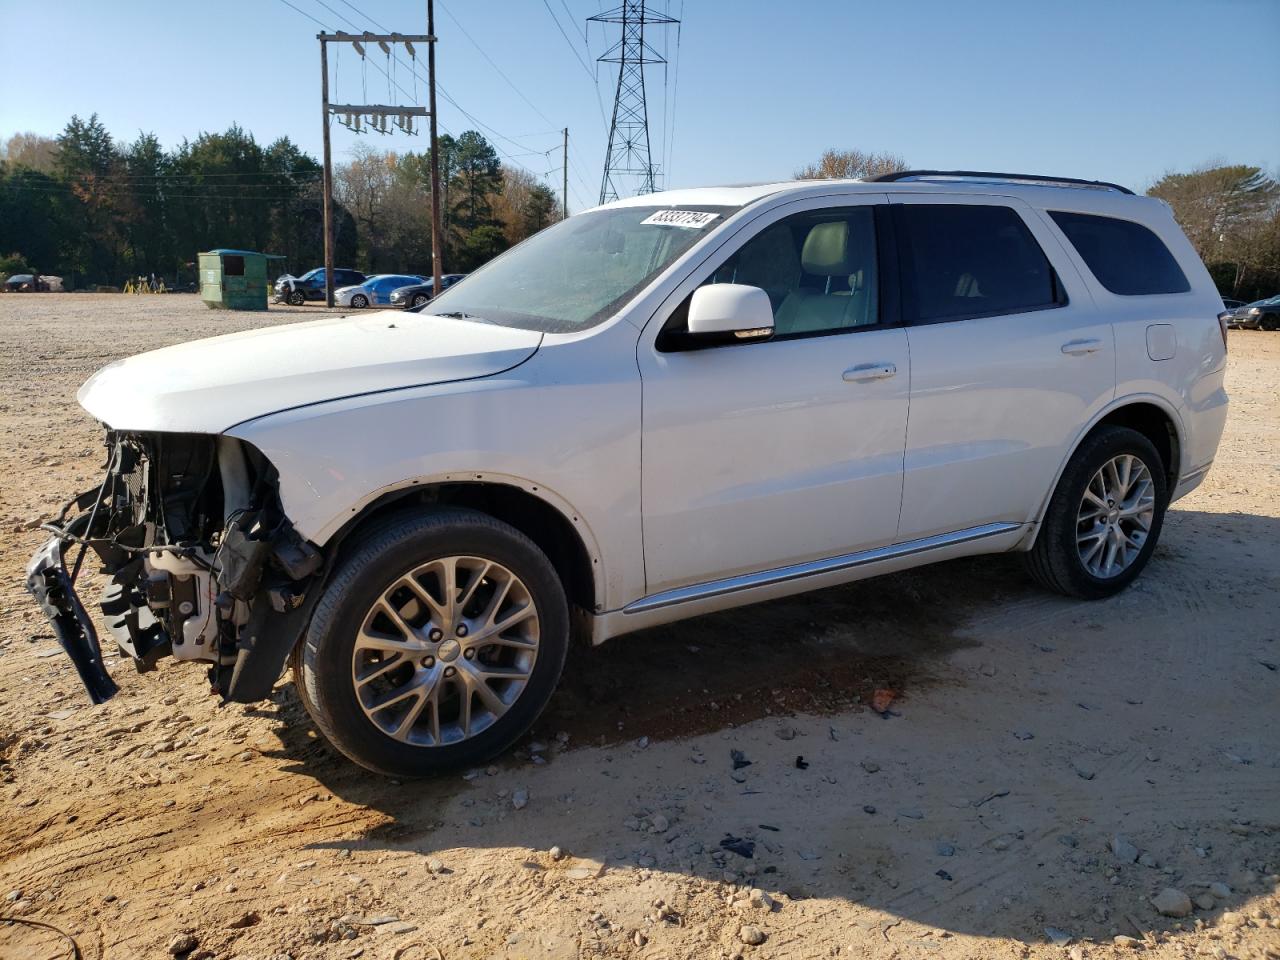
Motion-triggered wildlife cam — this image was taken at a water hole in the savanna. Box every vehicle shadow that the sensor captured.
[265,508,1280,945]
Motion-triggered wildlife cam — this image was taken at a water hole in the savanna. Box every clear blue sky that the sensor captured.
[1,0,1277,212]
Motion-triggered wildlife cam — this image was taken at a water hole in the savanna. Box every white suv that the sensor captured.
[28,171,1228,776]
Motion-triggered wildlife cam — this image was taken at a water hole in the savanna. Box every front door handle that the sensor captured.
[1061,338,1102,356]
[843,362,897,383]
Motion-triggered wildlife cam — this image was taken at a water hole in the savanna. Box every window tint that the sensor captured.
[691,206,881,340]
[897,204,1061,322]
[1049,211,1189,296]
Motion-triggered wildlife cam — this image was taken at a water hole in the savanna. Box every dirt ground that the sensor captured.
[0,293,1276,960]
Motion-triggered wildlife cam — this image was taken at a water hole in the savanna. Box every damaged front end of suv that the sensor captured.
[27,431,322,705]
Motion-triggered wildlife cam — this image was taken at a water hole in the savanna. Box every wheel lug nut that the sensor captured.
[444,666,456,678]
[423,656,434,668]
[464,648,475,660]
[429,628,443,641]
[456,624,468,637]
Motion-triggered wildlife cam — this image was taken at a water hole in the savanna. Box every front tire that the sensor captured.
[1025,426,1168,600]
[286,290,306,306]
[350,294,369,309]
[296,508,569,776]
[412,294,429,308]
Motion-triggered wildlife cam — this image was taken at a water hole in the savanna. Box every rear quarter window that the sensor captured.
[1049,211,1190,296]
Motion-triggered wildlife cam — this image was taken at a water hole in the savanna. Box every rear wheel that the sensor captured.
[1261,312,1280,331]
[1025,426,1168,599]
[296,508,569,776]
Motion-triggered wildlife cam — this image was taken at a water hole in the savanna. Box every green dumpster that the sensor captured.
[198,249,284,311]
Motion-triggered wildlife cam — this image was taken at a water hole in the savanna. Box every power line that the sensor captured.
[276,0,326,29]
[664,0,684,184]
[540,0,598,81]
[542,0,611,133]
[436,1,558,130]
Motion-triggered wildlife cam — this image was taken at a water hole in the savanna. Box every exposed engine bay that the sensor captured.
[26,431,322,704]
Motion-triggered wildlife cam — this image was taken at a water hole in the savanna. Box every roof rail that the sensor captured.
[868,169,1135,195]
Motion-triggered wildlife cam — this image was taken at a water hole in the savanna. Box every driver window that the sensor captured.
[662,206,880,348]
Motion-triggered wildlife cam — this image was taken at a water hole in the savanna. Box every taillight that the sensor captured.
[1217,311,1230,352]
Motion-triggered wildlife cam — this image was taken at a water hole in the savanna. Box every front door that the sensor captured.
[638,197,911,595]
[890,195,1116,540]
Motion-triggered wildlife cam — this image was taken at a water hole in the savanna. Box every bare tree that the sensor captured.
[795,148,909,181]
[1148,164,1280,297]
[2,132,58,172]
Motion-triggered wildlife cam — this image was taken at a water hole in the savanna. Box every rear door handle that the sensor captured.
[843,362,897,382]
[1061,338,1102,356]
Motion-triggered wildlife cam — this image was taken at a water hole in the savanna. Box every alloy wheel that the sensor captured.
[350,556,540,746]
[1075,454,1155,578]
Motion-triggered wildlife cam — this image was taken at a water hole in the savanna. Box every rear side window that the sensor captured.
[896,204,1062,322]
[1049,211,1189,296]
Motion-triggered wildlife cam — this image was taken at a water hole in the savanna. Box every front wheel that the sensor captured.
[1025,425,1168,600]
[350,294,369,309]
[286,290,306,306]
[296,508,569,776]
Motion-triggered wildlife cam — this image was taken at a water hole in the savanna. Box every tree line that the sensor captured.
[0,114,561,287]
[798,149,1280,302]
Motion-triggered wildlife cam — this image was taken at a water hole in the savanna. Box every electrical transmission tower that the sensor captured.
[589,2,679,204]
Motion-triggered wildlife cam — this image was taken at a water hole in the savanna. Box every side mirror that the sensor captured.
[687,284,774,340]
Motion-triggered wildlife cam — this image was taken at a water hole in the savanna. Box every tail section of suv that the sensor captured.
[28,172,1227,776]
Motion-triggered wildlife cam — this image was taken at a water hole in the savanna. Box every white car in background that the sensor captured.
[29,170,1227,777]
[335,273,425,308]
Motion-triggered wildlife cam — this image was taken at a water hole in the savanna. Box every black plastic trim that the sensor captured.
[870,169,1134,195]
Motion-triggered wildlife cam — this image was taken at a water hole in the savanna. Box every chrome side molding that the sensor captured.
[624,522,1023,615]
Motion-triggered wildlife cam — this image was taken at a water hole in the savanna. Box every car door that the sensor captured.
[890,194,1115,541]
[637,196,911,595]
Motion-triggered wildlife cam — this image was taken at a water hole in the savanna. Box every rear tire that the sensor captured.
[1261,313,1279,331]
[296,508,569,777]
[1025,426,1168,600]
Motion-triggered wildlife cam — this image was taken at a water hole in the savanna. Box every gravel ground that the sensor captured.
[0,293,1277,960]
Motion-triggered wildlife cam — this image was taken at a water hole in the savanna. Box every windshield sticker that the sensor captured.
[640,209,721,229]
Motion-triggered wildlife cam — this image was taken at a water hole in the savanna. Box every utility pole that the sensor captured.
[320,38,334,307]
[428,0,444,299]
[317,30,433,307]
[590,2,678,204]
[562,127,569,219]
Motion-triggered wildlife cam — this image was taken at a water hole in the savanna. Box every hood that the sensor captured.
[78,310,542,433]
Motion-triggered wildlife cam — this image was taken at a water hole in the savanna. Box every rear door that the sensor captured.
[892,195,1115,540]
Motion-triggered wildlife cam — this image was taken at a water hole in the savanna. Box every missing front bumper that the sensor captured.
[25,527,120,704]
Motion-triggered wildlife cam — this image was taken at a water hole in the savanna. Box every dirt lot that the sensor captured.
[0,293,1277,960]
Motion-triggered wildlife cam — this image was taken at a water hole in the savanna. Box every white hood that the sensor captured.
[78,310,542,433]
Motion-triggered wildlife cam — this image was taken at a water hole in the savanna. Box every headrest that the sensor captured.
[801,221,853,276]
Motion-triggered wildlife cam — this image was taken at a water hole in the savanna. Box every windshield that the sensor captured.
[425,204,738,333]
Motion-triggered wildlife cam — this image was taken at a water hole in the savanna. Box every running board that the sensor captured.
[623,522,1022,615]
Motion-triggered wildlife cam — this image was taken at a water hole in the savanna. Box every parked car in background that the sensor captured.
[28,171,1228,776]
[275,268,367,305]
[335,274,426,308]
[1226,295,1280,330]
[3,273,49,292]
[1220,298,1244,311]
[389,273,468,309]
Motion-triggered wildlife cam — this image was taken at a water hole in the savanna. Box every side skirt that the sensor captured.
[590,522,1026,644]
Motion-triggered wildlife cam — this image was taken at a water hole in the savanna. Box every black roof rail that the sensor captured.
[868,169,1135,195]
